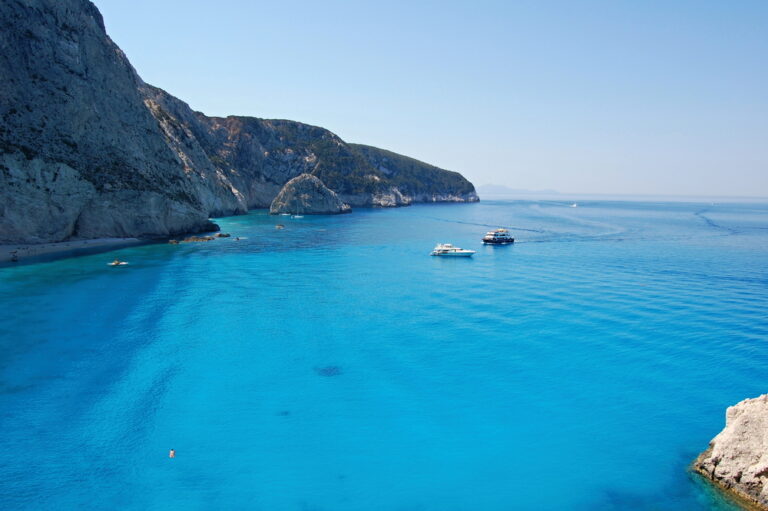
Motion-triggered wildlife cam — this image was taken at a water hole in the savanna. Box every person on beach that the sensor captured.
[169,449,175,458]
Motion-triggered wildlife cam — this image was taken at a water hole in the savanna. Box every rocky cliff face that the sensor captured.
[0,0,478,244]
[269,174,351,215]
[143,87,479,211]
[349,144,479,205]
[693,395,768,510]
[0,0,215,243]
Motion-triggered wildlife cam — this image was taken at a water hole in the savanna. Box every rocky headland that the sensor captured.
[693,395,768,510]
[269,174,351,215]
[0,0,478,247]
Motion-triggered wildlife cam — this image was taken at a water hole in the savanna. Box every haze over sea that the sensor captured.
[1,199,767,510]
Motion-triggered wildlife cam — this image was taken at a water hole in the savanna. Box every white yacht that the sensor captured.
[430,243,476,257]
[482,228,515,245]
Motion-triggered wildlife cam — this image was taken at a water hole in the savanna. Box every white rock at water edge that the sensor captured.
[694,394,768,510]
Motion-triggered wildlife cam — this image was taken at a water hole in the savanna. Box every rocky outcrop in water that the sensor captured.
[693,395,768,510]
[270,174,351,215]
[0,0,478,244]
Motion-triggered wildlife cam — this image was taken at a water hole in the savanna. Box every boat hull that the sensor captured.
[431,252,475,257]
[482,239,514,244]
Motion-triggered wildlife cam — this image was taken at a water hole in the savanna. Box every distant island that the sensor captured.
[0,0,478,246]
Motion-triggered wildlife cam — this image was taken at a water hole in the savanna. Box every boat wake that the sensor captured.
[694,209,739,235]
[419,215,546,233]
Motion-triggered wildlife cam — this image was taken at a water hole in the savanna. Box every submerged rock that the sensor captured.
[693,394,768,510]
[315,366,343,377]
[270,174,351,215]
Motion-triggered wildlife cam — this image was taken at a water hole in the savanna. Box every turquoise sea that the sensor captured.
[1,199,767,510]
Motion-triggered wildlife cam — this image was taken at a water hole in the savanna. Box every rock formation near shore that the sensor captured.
[142,86,479,211]
[693,394,768,510]
[347,144,481,206]
[0,0,477,244]
[270,174,351,215]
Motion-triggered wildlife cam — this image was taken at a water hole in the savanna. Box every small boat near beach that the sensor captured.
[482,228,514,245]
[431,243,475,257]
[108,259,128,266]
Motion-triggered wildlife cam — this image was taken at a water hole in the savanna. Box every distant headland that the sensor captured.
[0,0,478,246]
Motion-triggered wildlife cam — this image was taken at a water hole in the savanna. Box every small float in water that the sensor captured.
[431,243,476,257]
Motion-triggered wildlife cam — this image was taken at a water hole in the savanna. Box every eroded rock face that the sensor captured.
[349,144,480,205]
[270,174,351,215]
[0,0,478,244]
[694,395,768,510]
[140,86,247,217]
[0,0,213,243]
[142,92,479,211]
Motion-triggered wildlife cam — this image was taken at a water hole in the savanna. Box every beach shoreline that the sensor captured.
[0,238,145,265]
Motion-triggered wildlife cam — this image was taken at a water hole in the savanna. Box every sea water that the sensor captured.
[1,199,767,510]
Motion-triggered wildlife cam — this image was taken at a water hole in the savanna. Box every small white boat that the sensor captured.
[430,243,475,257]
[482,228,514,244]
[107,260,128,266]
[571,203,578,208]
[291,198,304,219]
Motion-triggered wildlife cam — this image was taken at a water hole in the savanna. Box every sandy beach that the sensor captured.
[0,238,144,265]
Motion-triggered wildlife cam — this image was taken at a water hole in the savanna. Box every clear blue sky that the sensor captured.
[93,0,767,197]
